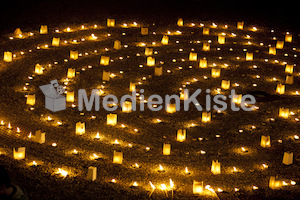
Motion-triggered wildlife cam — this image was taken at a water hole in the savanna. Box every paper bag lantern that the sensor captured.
[66,91,75,102]
[3,51,12,62]
[102,71,110,81]
[141,27,148,35]
[107,113,117,126]
[202,112,211,123]
[232,94,242,104]
[282,152,293,165]
[35,64,43,75]
[154,66,162,76]
[269,176,282,189]
[276,84,285,94]
[122,101,132,113]
[285,64,293,74]
[67,68,76,78]
[107,18,115,27]
[260,135,271,148]
[147,57,155,66]
[285,33,292,42]
[237,21,244,30]
[40,25,48,34]
[246,52,253,61]
[145,48,153,56]
[211,68,221,78]
[218,35,225,44]
[269,47,276,55]
[76,122,85,135]
[279,107,289,119]
[285,75,293,84]
[199,58,207,68]
[70,50,78,60]
[113,150,123,164]
[100,56,110,65]
[114,40,121,50]
[180,90,188,100]
[161,35,169,45]
[52,37,60,46]
[34,130,45,144]
[129,82,136,92]
[203,27,209,35]
[177,129,186,142]
[87,166,97,181]
[189,52,197,61]
[202,42,210,51]
[177,18,183,26]
[166,103,176,113]
[221,80,230,90]
[276,41,284,49]
[211,160,221,175]
[163,143,171,155]
[193,181,204,195]
[26,94,36,106]
[13,147,25,160]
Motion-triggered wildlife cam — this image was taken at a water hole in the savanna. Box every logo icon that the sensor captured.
[39,80,66,112]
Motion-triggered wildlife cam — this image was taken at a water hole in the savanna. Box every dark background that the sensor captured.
[0,0,299,34]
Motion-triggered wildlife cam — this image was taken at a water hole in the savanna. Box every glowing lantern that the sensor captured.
[163,143,171,155]
[203,27,209,35]
[166,103,176,113]
[211,160,221,175]
[145,48,153,56]
[285,75,293,85]
[87,166,97,181]
[154,66,162,76]
[218,35,225,44]
[177,18,183,26]
[3,51,12,62]
[76,122,85,135]
[52,37,60,46]
[221,80,230,90]
[189,52,197,61]
[40,25,48,34]
[35,63,43,75]
[26,94,35,105]
[161,35,169,45]
[129,82,136,92]
[107,113,117,126]
[232,94,242,104]
[102,71,110,81]
[70,50,78,60]
[237,21,244,30]
[246,52,253,61]
[269,47,276,55]
[193,181,204,195]
[211,68,221,78]
[276,41,284,49]
[113,150,123,164]
[282,152,293,165]
[67,68,76,78]
[107,18,115,27]
[34,130,45,144]
[199,58,207,68]
[177,129,186,142]
[113,40,121,50]
[14,28,22,36]
[202,42,210,51]
[260,135,271,148]
[147,57,155,66]
[285,64,293,74]
[100,56,110,66]
[13,147,25,160]
[202,112,211,123]
[180,90,188,100]
[269,176,282,189]
[141,27,148,35]
[122,101,132,113]
[279,107,289,119]
[66,91,75,102]
[276,84,285,94]
[285,33,292,42]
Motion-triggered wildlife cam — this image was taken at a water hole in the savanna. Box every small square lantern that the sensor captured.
[122,101,132,113]
[40,25,48,34]
[67,68,76,78]
[66,91,75,102]
[154,66,162,76]
[113,40,121,50]
[34,130,45,144]
[189,52,197,61]
[211,68,221,78]
[199,58,207,68]
[193,181,204,195]
[246,52,253,61]
[3,51,12,62]
[237,21,244,30]
[276,41,284,49]
[177,18,183,26]
[76,122,85,135]
[285,75,293,85]
[113,150,123,164]
[166,103,176,113]
[163,143,171,155]
[129,82,136,92]
[180,90,188,100]
[202,42,210,51]
[13,147,25,160]
[276,84,285,94]
[202,112,211,123]
[87,166,97,181]
[232,94,242,104]
[285,64,293,74]
[211,160,221,175]
[161,35,169,45]
[26,94,36,106]
[285,33,292,42]
[107,18,115,27]
[141,27,148,35]
[203,27,209,35]
[269,47,276,55]
[145,48,153,56]
[282,152,293,165]
[107,113,117,126]
[218,35,225,44]
[52,37,60,47]
[279,107,289,119]
[35,64,43,75]
[147,57,155,66]
[269,176,282,189]
[177,129,186,142]
[260,135,271,148]
[100,56,110,66]
[221,80,230,90]
[70,50,78,60]
[102,71,110,81]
